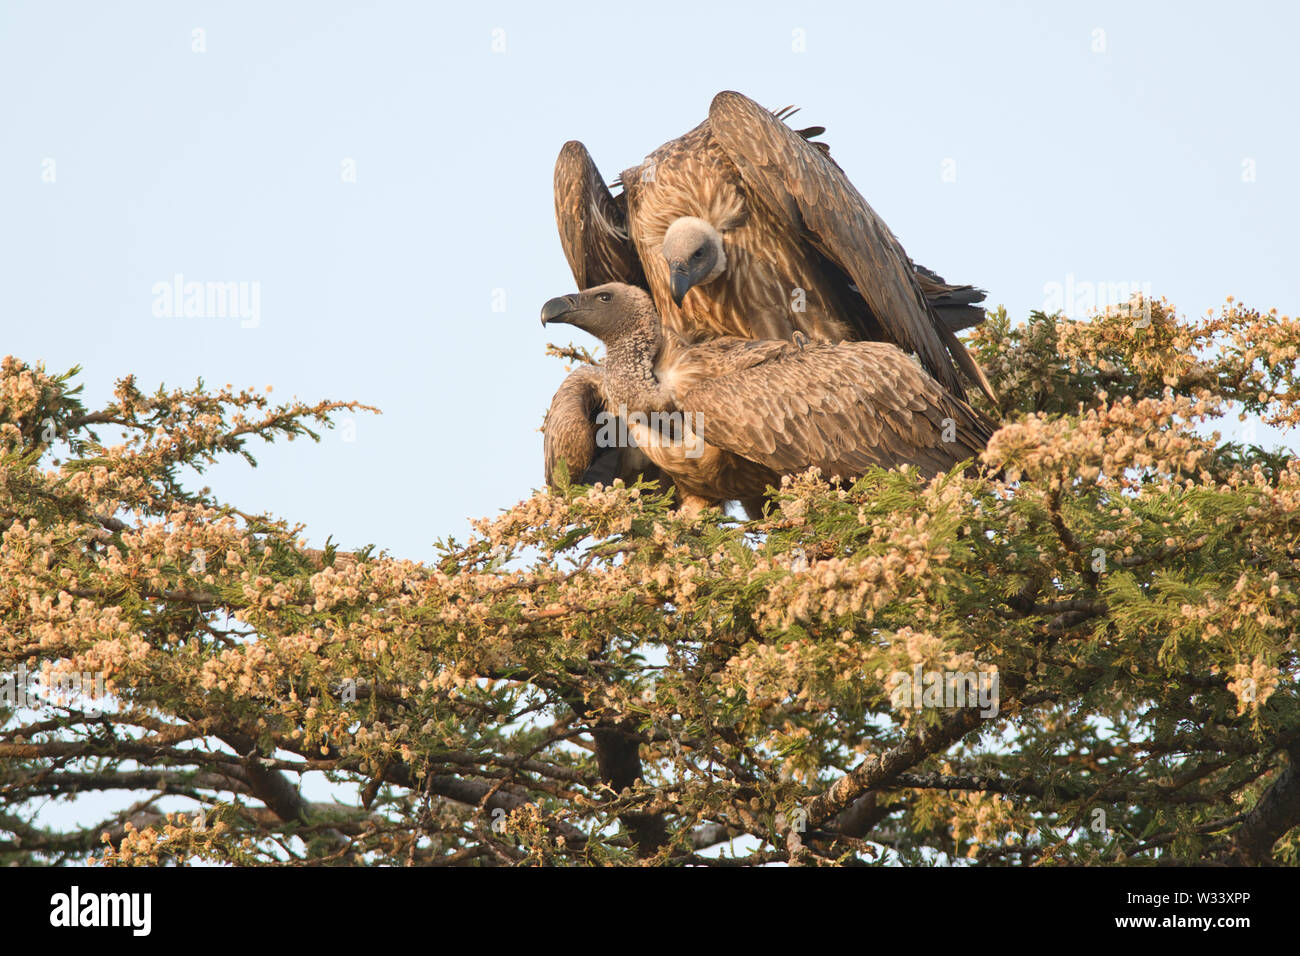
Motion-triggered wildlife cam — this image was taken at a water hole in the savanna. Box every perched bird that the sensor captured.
[541,284,994,515]
[552,91,993,400]
[545,91,993,492]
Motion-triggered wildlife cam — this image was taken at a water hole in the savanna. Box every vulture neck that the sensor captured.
[601,316,672,414]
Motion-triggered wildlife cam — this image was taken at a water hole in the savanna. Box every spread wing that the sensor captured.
[674,340,994,479]
[554,141,647,290]
[707,91,995,402]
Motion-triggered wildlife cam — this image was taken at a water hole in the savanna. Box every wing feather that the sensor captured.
[674,340,993,480]
[543,364,603,486]
[914,263,988,332]
[707,91,995,403]
[554,141,647,290]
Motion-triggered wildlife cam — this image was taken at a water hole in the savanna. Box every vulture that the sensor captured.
[545,91,994,491]
[552,90,994,399]
[541,284,993,515]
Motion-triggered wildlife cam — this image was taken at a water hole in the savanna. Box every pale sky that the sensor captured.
[3,0,1296,559]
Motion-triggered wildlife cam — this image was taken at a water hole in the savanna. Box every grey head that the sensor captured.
[540,282,660,347]
[661,217,726,307]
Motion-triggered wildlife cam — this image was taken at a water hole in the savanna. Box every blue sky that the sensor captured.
[3,0,1296,560]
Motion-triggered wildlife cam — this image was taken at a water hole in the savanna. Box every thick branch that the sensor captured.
[1222,742,1300,865]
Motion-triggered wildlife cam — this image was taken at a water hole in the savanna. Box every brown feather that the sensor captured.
[553,141,646,290]
[633,327,994,504]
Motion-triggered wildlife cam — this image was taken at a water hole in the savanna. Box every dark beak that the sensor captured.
[540,294,579,326]
[668,262,692,308]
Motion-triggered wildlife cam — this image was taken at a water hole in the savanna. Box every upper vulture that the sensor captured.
[541,284,993,516]
[552,90,994,400]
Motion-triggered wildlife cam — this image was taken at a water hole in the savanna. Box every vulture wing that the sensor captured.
[707,91,995,402]
[912,264,987,332]
[543,363,675,491]
[543,363,604,485]
[554,141,647,290]
[673,340,993,480]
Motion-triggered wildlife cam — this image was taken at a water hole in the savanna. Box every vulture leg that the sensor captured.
[676,493,717,517]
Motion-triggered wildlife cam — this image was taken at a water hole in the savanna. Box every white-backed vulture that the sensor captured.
[552,91,994,401]
[541,284,993,513]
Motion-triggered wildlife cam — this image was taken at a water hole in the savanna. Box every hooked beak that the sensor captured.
[540,294,580,326]
[668,262,692,307]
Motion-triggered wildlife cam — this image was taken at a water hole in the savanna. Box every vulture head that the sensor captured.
[540,282,658,346]
[661,217,727,307]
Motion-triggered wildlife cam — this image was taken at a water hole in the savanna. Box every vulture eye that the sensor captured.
[596,292,612,303]
[692,249,705,260]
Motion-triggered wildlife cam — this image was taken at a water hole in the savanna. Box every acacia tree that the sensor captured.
[1,296,1298,866]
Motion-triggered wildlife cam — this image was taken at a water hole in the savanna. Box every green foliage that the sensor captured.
[0,297,1298,866]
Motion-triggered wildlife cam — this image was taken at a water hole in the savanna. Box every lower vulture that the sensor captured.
[541,284,994,516]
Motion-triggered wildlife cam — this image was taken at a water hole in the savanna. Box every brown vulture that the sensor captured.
[553,91,993,393]
[545,91,993,490]
[541,284,993,515]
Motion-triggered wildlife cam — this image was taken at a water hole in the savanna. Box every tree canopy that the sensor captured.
[2,295,1298,866]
